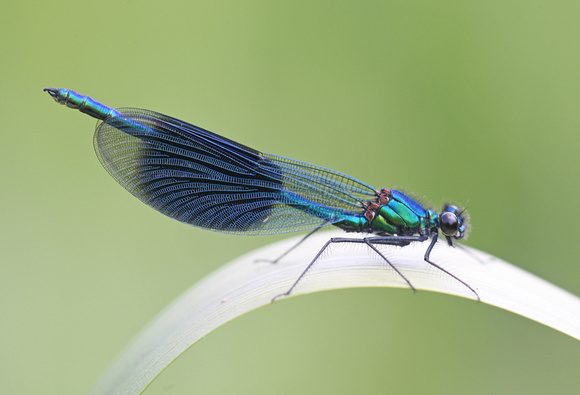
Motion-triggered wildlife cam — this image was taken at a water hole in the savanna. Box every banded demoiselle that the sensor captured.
[44,88,479,301]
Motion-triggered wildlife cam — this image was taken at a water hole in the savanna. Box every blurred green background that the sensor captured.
[2,1,580,394]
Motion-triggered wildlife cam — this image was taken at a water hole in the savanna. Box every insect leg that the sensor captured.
[271,236,337,302]
[272,235,422,302]
[423,233,481,301]
[256,225,327,265]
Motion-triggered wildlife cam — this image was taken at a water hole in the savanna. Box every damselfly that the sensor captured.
[44,88,479,301]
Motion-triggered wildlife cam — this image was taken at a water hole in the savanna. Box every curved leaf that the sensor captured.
[90,231,580,394]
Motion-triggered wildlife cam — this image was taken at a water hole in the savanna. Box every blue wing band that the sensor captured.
[94,108,376,235]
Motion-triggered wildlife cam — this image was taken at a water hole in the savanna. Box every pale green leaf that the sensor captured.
[90,231,580,394]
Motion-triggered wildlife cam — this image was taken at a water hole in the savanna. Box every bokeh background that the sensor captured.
[2,1,580,394]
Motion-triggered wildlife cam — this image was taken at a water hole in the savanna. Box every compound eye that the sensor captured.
[440,212,459,237]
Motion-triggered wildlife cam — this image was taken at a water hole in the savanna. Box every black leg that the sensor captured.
[423,234,481,301]
[271,233,481,302]
[271,235,425,303]
[271,237,337,302]
[256,225,325,264]
[363,239,416,291]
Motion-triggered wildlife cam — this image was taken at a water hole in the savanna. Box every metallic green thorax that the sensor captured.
[335,189,439,237]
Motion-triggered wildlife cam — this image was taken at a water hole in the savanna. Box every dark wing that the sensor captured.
[94,108,377,235]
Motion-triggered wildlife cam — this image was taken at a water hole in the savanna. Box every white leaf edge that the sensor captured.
[90,230,580,394]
